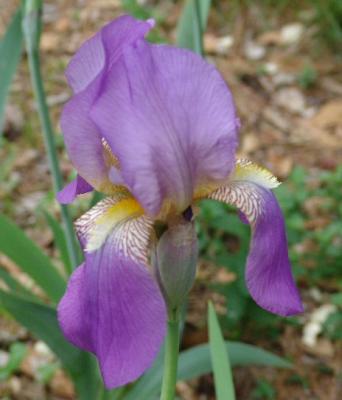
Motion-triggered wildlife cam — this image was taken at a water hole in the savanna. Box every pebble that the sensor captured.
[0,350,9,368]
[244,41,266,60]
[272,72,296,87]
[263,62,279,75]
[302,304,337,347]
[280,23,304,44]
[204,34,234,56]
[274,87,306,114]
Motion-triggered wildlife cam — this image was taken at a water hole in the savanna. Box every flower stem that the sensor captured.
[23,1,80,273]
[160,309,180,400]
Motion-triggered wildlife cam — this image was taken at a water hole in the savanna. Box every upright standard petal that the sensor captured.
[91,40,239,216]
[61,16,153,191]
[58,195,166,388]
[57,175,93,204]
[209,160,303,316]
[65,16,153,93]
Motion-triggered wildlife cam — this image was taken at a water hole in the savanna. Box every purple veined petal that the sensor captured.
[61,16,153,190]
[90,39,239,217]
[56,175,93,204]
[209,161,303,317]
[58,193,166,388]
[58,251,166,388]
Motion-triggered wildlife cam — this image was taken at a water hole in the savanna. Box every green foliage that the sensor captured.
[0,7,23,136]
[297,65,318,89]
[251,378,276,400]
[277,166,342,285]
[122,0,154,20]
[0,214,66,302]
[37,362,60,384]
[44,211,72,275]
[0,212,100,398]
[311,0,342,49]
[121,0,165,43]
[208,301,236,400]
[176,0,212,54]
[0,289,100,399]
[0,267,40,301]
[0,342,27,381]
[323,311,342,340]
[124,339,290,400]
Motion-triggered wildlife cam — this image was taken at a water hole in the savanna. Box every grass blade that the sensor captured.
[0,214,66,302]
[176,0,211,53]
[0,342,27,380]
[0,267,40,301]
[0,289,99,399]
[208,301,236,400]
[0,7,23,135]
[123,338,291,400]
[44,211,72,275]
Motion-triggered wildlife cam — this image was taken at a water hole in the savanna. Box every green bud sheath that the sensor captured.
[154,220,198,310]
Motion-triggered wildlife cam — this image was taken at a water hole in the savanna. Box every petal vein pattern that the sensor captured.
[75,193,153,263]
[210,181,263,226]
[208,160,303,316]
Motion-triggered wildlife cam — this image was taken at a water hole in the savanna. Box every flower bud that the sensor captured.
[154,221,198,310]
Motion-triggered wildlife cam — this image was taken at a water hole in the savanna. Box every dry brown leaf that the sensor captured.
[310,100,342,129]
[40,33,59,52]
[49,369,75,399]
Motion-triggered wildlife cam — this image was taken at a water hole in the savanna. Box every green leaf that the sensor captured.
[0,267,40,301]
[0,289,100,399]
[123,349,164,400]
[37,362,59,384]
[208,301,236,400]
[123,338,291,400]
[178,341,292,382]
[176,0,211,53]
[44,211,72,275]
[0,7,23,136]
[0,342,27,380]
[0,214,65,302]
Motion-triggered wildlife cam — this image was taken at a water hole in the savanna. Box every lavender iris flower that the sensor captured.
[56,16,303,389]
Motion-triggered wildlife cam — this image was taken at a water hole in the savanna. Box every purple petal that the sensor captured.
[90,40,239,216]
[58,244,166,388]
[57,175,93,204]
[66,16,153,94]
[58,194,164,387]
[210,183,303,316]
[61,16,153,189]
[245,187,303,316]
[61,80,110,189]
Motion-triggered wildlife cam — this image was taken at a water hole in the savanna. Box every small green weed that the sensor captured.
[297,65,317,89]
[251,378,276,400]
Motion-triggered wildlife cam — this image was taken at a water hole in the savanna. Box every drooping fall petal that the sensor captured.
[209,160,303,316]
[90,39,239,216]
[57,194,166,388]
